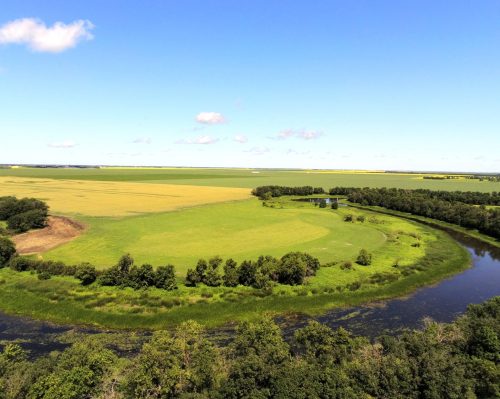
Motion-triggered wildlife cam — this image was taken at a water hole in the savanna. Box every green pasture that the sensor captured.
[44,198,427,273]
[0,225,468,329]
[1,167,499,192]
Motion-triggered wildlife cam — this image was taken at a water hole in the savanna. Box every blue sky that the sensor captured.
[0,1,499,171]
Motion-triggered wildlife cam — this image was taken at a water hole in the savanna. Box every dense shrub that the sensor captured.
[356,249,372,265]
[252,185,324,198]
[153,265,177,290]
[0,236,16,266]
[75,263,98,285]
[99,255,178,291]
[222,258,239,287]
[186,252,320,288]
[0,196,49,233]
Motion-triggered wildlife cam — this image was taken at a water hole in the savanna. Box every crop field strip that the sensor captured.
[1,167,499,191]
[0,176,251,217]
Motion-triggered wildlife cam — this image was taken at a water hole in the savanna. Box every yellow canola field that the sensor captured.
[0,177,251,217]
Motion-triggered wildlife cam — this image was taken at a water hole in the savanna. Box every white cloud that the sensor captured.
[245,146,270,155]
[48,140,77,148]
[0,18,94,53]
[133,137,152,144]
[276,129,295,140]
[195,112,225,124]
[298,130,323,140]
[272,128,324,140]
[176,135,219,145]
[234,134,248,143]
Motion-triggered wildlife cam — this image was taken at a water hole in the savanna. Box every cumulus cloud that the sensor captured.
[48,140,77,148]
[272,129,324,140]
[195,112,225,124]
[298,130,323,140]
[234,134,248,143]
[176,135,219,145]
[0,18,94,53]
[132,137,152,144]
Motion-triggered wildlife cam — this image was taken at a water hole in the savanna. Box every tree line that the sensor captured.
[185,252,320,288]
[329,187,500,206]
[1,242,322,291]
[252,185,325,198]
[0,196,49,233]
[1,296,498,398]
[329,187,500,239]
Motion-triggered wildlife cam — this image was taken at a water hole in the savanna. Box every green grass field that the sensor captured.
[43,199,402,271]
[1,167,499,191]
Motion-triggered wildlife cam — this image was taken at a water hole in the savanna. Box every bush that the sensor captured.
[344,214,355,222]
[356,249,372,266]
[319,199,327,208]
[0,236,16,266]
[1,196,49,233]
[9,256,36,271]
[37,271,51,280]
[185,268,200,287]
[223,258,239,287]
[154,265,177,290]
[278,255,307,285]
[75,263,98,285]
[331,201,339,210]
[340,261,353,270]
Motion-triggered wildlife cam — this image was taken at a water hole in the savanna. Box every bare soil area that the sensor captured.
[12,216,85,255]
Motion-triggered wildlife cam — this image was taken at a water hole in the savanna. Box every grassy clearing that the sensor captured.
[42,198,428,272]
[1,167,499,192]
[0,176,251,216]
[0,225,468,329]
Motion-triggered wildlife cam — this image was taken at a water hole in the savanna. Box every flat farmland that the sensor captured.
[1,167,500,191]
[0,176,251,216]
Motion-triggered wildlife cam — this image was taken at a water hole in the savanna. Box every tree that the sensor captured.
[185,268,200,287]
[223,258,239,287]
[204,256,223,286]
[220,318,290,398]
[154,265,177,290]
[0,236,16,266]
[128,264,156,288]
[74,263,97,285]
[356,249,372,266]
[123,322,220,398]
[27,338,116,399]
[281,252,320,277]
[238,260,258,286]
[117,253,134,274]
[331,200,339,210]
[278,254,307,285]
[319,199,327,208]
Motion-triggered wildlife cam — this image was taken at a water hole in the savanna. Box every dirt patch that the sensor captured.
[12,216,86,255]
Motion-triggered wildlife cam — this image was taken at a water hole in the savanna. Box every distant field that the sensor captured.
[0,167,499,191]
[0,176,250,216]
